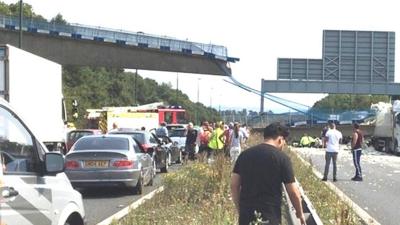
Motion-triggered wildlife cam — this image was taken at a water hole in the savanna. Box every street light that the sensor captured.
[19,0,23,48]
[197,78,201,103]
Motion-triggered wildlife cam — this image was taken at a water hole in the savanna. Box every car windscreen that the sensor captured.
[109,132,145,143]
[74,137,129,150]
[169,129,186,137]
[68,131,93,141]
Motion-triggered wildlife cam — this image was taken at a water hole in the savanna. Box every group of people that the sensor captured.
[230,121,365,225]
[322,122,364,182]
[184,120,250,163]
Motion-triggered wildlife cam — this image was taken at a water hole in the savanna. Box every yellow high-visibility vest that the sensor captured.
[208,128,224,150]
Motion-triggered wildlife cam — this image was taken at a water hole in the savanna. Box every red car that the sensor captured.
[66,129,102,152]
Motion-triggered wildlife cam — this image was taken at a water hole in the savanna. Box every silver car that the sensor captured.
[65,134,154,195]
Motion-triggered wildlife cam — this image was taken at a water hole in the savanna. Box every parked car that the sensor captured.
[166,123,186,132]
[169,128,186,158]
[66,129,102,152]
[64,134,154,195]
[108,129,169,173]
[160,135,182,165]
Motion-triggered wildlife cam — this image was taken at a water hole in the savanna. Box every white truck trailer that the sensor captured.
[0,44,67,152]
[370,100,400,155]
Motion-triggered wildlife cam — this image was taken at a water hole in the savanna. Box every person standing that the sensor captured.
[207,121,225,159]
[351,123,363,181]
[322,122,342,182]
[231,123,305,225]
[229,123,244,164]
[320,125,328,148]
[198,121,212,156]
[156,122,168,137]
[185,122,198,161]
[224,122,235,157]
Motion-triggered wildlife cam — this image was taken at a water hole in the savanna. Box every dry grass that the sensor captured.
[249,132,363,225]
[113,154,237,225]
[112,132,363,225]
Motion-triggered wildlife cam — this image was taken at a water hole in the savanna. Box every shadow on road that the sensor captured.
[79,187,135,199]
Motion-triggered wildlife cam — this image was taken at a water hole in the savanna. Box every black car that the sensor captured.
[159,135,182,165]
[108,128,169,173]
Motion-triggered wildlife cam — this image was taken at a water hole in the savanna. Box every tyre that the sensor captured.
[395,140,400,156]
[148,172,154,186]
[167,152,172,166]
[132,176,143,195]
[160,158,168,173]
[176,151,182,164]
[152,159,157,175]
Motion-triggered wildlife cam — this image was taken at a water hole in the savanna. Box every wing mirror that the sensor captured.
[45,152,65,174]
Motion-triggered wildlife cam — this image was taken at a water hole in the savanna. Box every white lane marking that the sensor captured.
[96,186,164,225]
[293,148,382,225]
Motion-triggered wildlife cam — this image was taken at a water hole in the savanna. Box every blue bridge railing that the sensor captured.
[0,14,238,63]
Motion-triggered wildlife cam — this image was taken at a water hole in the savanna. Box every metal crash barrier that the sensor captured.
[283,180,323,225]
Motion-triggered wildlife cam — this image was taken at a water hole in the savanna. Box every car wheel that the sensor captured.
[160,158,168,173]
[395,140,400,156]
[168,152,172,166]
[148,171,154,186]
[133,176,143,195]
[176,151,182,164]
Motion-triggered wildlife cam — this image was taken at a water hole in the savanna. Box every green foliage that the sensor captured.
[0,1,46,21]
[50,13,67,24]
[62,66,220,128]
[247,133,363,225]
[312,94,389,112]
[114,156,236,225]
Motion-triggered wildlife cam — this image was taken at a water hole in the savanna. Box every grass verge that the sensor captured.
[112,154,237,225]
[112,132,364,225]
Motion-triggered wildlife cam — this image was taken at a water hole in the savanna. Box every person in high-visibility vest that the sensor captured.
[208,121,225,160]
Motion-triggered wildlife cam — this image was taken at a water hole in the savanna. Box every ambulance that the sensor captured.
[0,98,85,225]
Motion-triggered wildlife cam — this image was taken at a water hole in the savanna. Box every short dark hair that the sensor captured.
[353,123,360,129]
[264,122,289,140]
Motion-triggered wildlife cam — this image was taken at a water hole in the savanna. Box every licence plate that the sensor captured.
[84,160,109,168]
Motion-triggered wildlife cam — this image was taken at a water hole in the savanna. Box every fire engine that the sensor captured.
[86,102,187,133]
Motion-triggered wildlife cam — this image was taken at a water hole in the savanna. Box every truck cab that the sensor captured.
[0,98,85,225]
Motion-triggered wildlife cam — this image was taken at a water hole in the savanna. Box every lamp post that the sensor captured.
[197,78,201,103]
[18,0,23,48]
[210,87,213,108]
[195,78,201,125]
[134,69,138,105]
[176,73,179,104]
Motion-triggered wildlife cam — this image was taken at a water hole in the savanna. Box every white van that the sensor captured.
[0,98,85,225]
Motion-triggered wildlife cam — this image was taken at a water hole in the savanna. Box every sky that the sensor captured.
[4,0,400,112]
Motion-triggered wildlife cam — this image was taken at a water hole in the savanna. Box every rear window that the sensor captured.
[109,132,145,144]
[68,131,94,141]
[169,129,186,137]
[74,137,129,150]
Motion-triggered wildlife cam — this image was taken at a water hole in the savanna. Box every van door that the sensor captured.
[0,104,53,225]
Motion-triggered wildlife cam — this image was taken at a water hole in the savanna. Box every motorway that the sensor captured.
[80,164,181,225]
[77,146,400,225]
[295,146,400,225]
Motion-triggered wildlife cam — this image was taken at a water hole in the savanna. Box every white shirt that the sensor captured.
[325,128,342,152]
[230,131,244,148]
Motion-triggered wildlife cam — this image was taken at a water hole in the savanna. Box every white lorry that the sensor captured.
[0,98,85,225]
[0,44,67,152]
[370,100,400,155]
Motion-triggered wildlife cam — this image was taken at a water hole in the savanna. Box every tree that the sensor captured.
[312,94,389,113]
[50,13,67,25]
[63,66,220,128]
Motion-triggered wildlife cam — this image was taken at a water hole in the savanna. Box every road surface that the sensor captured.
[295,146,400,225]
[81,164,181,225]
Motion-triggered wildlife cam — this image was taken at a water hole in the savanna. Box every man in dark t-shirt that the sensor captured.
[185,122,198,161]
[231,122,305,225]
